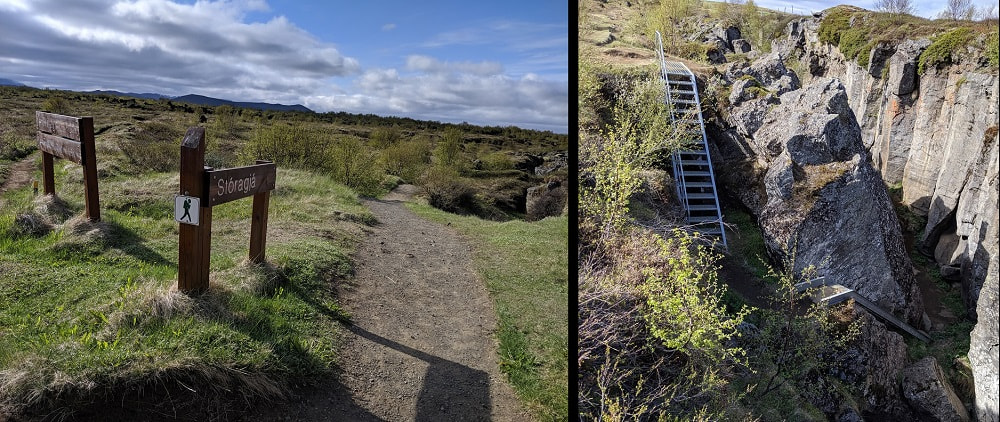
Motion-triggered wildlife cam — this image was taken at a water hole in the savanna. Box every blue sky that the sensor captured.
[0,0,568,132]
[753,0,998,18]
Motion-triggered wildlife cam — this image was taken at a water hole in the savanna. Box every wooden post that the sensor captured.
[249,160,271,264]
[178,127,211,293]
[41,152,55,195]
[79,117,99,221]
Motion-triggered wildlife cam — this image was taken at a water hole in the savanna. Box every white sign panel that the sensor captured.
[175,195,200,226]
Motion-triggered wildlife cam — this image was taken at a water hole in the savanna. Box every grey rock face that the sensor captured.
[718,77,925,324]
[968,197,999,422]
[901,357,970,422]
[732,38,751,53]
[845,307,917,419]
[525,180,566,221]
[886,39,931,96]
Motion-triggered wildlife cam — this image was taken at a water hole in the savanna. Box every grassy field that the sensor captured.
[409,203,568,421]
[0,162,369,415]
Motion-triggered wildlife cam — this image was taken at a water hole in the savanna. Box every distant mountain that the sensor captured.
[0,78,25,86]
[89,90,171,100]
[172,94,312,113]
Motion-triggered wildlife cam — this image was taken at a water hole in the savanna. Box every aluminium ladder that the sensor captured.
[655,31,727,248]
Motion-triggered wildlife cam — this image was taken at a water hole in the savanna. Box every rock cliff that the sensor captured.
[768,16,998,422]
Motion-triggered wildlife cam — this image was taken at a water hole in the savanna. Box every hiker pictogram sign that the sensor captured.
[174,195,200,225]
[176,127,276,293]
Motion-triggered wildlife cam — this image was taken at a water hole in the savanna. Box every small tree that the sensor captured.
[874,0,914,17]
[433,127,463,168]
[941,0,975,20]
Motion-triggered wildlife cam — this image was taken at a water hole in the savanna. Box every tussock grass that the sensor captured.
[408,203,568,422]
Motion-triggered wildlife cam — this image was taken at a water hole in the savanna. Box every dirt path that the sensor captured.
[248,184,530,421]
[0,154,36,202]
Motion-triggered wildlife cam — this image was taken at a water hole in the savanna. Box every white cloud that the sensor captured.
[404,55,503,76]
[305,57,567,132]
[0,0,358,100]
[381,23,396,31]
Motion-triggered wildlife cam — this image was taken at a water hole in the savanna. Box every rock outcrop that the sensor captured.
[759,14,999,418]
[902,357,971,422]
[713,76,925,324]
[525,180,566,221]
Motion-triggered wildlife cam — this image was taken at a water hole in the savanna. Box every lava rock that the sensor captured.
[901,357,970,422]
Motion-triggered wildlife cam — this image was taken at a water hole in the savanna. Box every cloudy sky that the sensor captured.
[0,0,568,133]
[754,0,997,18]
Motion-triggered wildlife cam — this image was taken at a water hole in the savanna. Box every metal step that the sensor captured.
[683,181,715,188]
[687,204,719,211]
[685,193,716,199]
[687,216,721,223]
[683,171,712,177]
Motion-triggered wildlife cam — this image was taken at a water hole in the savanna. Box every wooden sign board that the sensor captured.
[35,111,100,221]
[205,162,276,206]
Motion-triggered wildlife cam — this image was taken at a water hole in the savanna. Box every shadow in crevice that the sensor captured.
[344,324,493,422]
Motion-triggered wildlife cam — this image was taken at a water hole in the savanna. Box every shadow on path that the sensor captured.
[345,323,493,422]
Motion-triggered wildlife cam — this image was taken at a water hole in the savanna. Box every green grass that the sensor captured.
[407,203,568,422]
[0,166,367,415]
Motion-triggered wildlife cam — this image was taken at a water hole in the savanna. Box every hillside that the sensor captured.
[0,86,568,420]
[579,0,998,420]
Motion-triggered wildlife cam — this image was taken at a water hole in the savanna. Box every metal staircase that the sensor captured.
[655,31,727,247]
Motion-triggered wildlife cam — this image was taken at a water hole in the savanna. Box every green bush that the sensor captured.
[818,7,853,46]
[480,151,514,171]
[379,137,431,182]
[328,136,382,197]
[918,27,974,74]
[420,165,476,214]
[41,96,70,115]
[369,127,401,148]
[433,127,463,168]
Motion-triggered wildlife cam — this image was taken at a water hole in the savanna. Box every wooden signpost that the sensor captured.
[177,127,276,293]
[36,111,100,221]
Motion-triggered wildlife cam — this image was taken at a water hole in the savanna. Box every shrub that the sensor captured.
[116,121,183,173]
[480,151,514,171]
[380,137,431,182]
[433,127,463,168]
[918,27,974,74]
[420,165,476,214]
[369,127,401,148]
[41,96,70,115]
[328,136,382,196]
[987,30,999,68]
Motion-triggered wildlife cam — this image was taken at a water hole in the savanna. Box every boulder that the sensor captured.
[722,77,925,324]
[901,357,970,422]
[732,38,751,53]
[525,180,566,221]
[706,47,727,64]
[840,306,917,420]
[535,151,567,176]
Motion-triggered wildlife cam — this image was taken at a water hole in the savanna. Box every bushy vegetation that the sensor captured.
[817,5,995,72]
[918,27,974,74]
